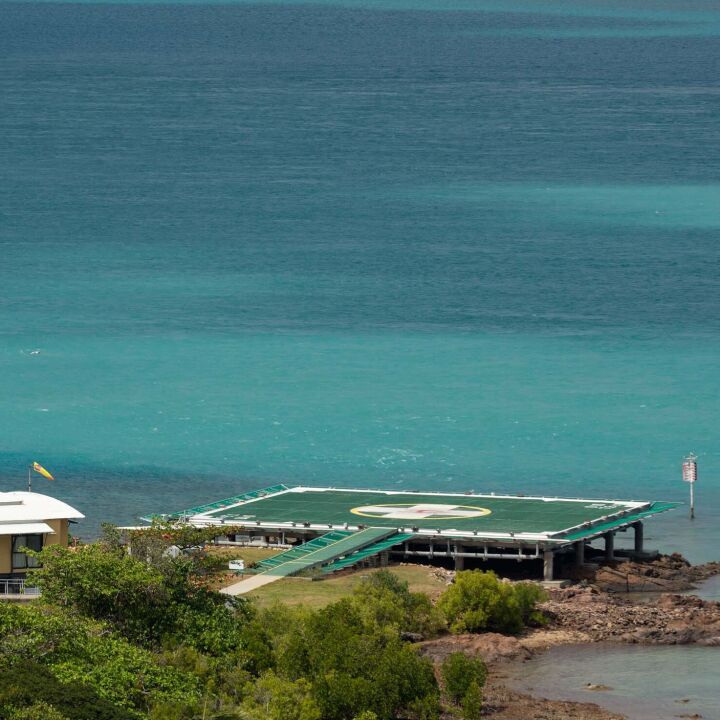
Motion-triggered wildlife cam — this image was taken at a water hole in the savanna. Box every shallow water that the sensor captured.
[693,574,720,602]
[508,644,720,720]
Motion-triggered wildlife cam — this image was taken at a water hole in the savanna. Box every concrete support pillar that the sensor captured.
[454,550,465,571]
[604,531,615,561]
[543,550,554,581]
[633,522,644,553]
[574,540,585,567]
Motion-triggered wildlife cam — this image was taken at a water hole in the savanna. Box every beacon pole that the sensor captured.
[682,454,697,520]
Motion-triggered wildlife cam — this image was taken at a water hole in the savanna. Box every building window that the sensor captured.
[11,534,43,570]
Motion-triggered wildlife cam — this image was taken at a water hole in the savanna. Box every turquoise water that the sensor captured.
[1,0,719,558]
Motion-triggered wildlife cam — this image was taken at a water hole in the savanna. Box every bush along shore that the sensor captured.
[0,524,718,720]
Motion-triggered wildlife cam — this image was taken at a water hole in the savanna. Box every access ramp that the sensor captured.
[321,532,415,574]
[221,526,398,595]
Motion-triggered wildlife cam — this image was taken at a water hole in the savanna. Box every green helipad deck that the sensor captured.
[174,485,678,544]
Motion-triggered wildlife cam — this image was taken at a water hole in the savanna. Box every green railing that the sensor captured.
[156,484,291,520]
[560,501,680,541]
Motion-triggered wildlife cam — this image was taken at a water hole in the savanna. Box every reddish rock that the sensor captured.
[536,585,720,645]
[418,632,531,665]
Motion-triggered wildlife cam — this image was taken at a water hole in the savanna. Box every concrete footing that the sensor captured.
[574,540,585,567]
[604,531,615,561]
[543,550,554,581]
[633,521,644,553]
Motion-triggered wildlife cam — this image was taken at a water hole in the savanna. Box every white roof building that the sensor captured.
[0,491,84,536]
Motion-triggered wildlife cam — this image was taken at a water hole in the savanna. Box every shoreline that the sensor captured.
[417,556,720,719]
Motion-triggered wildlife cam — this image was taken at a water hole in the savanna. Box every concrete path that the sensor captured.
[220,573,282,596]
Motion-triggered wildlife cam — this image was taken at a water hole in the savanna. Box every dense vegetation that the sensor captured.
[0,527,545,720]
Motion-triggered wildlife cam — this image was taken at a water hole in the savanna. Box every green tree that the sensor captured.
[30,543,177,644]
[462,681,483,720]
[0,603,199,718]
[0,662,128,720]
[240,671,321,720]
[437,571,545,635]
[6,701,69,720]
[351,570,445,637]
[440,653,487,705]
[29,543,264,660]
[273,599,439,720]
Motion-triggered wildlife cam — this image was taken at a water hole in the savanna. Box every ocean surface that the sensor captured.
[1,0,719,561]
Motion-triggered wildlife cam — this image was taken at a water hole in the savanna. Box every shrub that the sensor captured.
[462,681,483,720]
[440,653,487,705]
[273,599,439,720]
[352,570,445,637]
[6,701,69,720]
[240,671,321,720]
[29,543,260,658]
[436,571,546,635]
[512,581,548,627]
[0,663,128,720]
[0,604,199,717]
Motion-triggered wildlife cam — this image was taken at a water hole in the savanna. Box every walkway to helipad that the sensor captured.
[220,526,398,595]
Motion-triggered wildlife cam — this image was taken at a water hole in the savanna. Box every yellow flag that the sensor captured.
[32,462,54,481]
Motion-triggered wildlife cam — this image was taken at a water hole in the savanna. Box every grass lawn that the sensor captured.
[245,564,448,609]
[205,545,283,565]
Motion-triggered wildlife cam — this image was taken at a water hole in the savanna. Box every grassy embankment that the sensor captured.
[246,565,448,608]
[206,545,448,606]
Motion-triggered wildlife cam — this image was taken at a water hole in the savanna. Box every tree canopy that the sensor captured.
[436,570,546,634]
[1,531,546,720]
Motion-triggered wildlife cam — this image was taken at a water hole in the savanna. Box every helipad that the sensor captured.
[158,484,678,585]
[170,484,676,543]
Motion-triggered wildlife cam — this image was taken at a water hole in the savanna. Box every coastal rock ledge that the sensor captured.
[591,553,720,593]
[418,556,719,718]
[538,586,720,646]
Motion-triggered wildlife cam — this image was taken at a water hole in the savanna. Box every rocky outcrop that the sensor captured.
[592,554,720,593]
[416,555,720,719]
[417,632,625,719]
[538,586,720,645]
[418,632,531,665]
[482,682,625,720]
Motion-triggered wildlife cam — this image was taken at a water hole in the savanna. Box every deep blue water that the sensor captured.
[1,0,719,558]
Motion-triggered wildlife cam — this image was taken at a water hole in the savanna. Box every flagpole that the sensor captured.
[28,465,32,492]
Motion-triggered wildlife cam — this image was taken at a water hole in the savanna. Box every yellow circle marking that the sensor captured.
[350,503,492,520]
